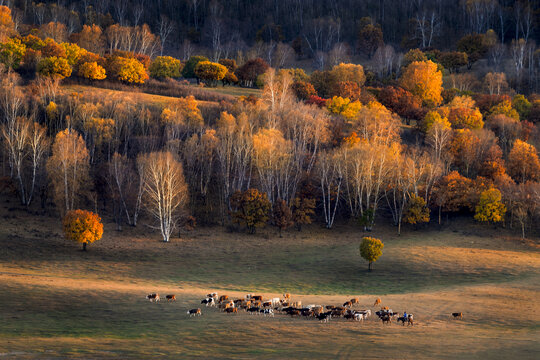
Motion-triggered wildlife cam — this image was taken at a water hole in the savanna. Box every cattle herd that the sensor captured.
[145,293,463,325]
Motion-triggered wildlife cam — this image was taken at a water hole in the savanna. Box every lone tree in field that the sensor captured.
[273,198,293,237]
[230,188,271,234]
[360,237,384,271]
[140,151,188,242]
[63,209,103,251]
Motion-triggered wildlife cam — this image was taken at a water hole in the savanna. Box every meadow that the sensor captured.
[0,205,539,359]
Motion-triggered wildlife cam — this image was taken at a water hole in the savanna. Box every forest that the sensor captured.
[0,0,539,244]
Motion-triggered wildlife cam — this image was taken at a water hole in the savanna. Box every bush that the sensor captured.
[149,56,182,79]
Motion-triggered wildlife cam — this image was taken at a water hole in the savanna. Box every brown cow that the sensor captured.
[343,301,353,308]
[166,294,176,302]
[350,298,359,305]
[262,301,272,308]
[251,295,263,301]
[283,293,291,300]
[146,293,160,302]
[187,308,201,316]
[225,307,238,314]
[219,295,229,303]
[374,298,381,306]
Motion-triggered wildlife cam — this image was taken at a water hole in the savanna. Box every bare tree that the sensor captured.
[317,149,343,229]
[140,151,188,242]
[158,15,175,56]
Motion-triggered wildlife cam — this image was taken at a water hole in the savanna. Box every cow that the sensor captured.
[187,308,201,317]
[353,313,365,321]
[398,314,414,326]
[317,313,330,323]
[292,301,302,308]
[165,294,176,302]
[218,295,229,303]
[207,292,218,299]
[452,312,463,319]
[207,297,216,307]
[381,314,391,324]
[343,301,353,308]
[251,295,263,301]
[247,307,260,314]
[270,297,281,306]
[263,308,274,317]
[374,298,381,307]
[146,293,160,302]
[289,310,301,317]
[262,301,272,308]
[344,313,355,321]
[225,307,238,314]
[350,298,359,305]
[325,305,335,310]
[283,293,291,300]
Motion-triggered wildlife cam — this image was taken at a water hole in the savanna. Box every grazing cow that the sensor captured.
[283,293,291,300]
[187,308,201,317]
[374,298,381,307]
[344,313,355,321]
[146,293,160,302]
[165,295,176,302]
[452,312,463,319]
[207,297,215,306]
[225,307,238,314]
[234,299,244,305]
[381,314,391,324]
[280,301,290,307]
[317,313,330,323]
[312,307,324,316]
[219,295,229,303]
[201,298,210,305]
[263,308,274,317]
[343,301,353,308]
[290,310,301,317]
[350,298,359,305]
[353,313,365,321]
[251,295,263,301]
[301,309,313,317]
[270,297,281,306]
[247,307,260,314]
[292,301,302,308]
[262,301,272,308]
[325,305,335,310]
[207,292,218,299]
[331,309,346,317]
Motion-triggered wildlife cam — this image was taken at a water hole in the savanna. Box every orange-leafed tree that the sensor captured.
[230,188,271,234]
[399,60,443,107]
[432,171,473,224]
[448,107,484,130]
[63,209,103,251]
[507,140,540,183]
[46,129,90,214]
[78,61,106,80]
[0,5,15,41]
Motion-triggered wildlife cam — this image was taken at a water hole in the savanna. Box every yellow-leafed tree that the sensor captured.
[78,61,106,80]
[474,188,506,224]
[399,60,443,107]
[63,209,103,251]
[359,237,384,271]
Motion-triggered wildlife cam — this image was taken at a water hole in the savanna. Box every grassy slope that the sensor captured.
[0,204,539,359]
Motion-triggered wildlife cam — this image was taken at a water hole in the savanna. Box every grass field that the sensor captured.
[197,85,262,98]
[0,205,539,359]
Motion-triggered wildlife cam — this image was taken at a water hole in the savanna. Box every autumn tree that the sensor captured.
[273,198,293,237]
[484,72,508,95]
[329,63,366,88]
[140,151,188,242]
[359,237,384,271]
[47,129,90,214]
[0,38,26,69]
[291,196,316,231]
[457,33,489,69]
[378,86,424,123]
[507,140,540,183]
[230,188,271,233]
[425,111,452,163]
[236,58,270,87]
[474,188,506,224]
[106,56,148,84]
[77,61,106,80]
[432,171,473,224]
[63,209,103,251]
[194,61,227,87]
[399,60,443,107]
[37,56,72,79]
[403,194,430,227]
[0,5,15,41]
[149,56,182,79]
[181,55,208,79]
[292,81,317,100]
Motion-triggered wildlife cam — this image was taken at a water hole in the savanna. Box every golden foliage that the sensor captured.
[63,209,103,249]
[400,60,443,107]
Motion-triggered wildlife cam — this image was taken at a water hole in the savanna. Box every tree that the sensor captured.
[0,38,26,69]
[236,58,270,87]
[230,188,271,233]
[47,129,90,214]
[181,55,208,79]
[507,140,540,183]
[78,61,106,80]
[378,86,424,123]
[0,5,15,41]
[425,112,451,163]
[457,33,489,69]
[447,107,484,130]
[140,151,188,242]
[291,196,315,231]
[63,210,103,251]
[403,194,430,227]
[329,63,366,88]
[399,60,443,107]
[359,237,384,271]
[194,60,227,87]
[106,56,148,84]
[484,72,507,95]
[292,81,316,100]
[437,51,468,73]
[37,56,72,79]
[273,198,293,237]
[433,171,473,224]
[149,56,182,79]
[474,188,506,224]
[358,24,383,57]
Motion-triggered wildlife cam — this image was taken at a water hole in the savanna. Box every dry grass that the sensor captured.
[0,206,539,359]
